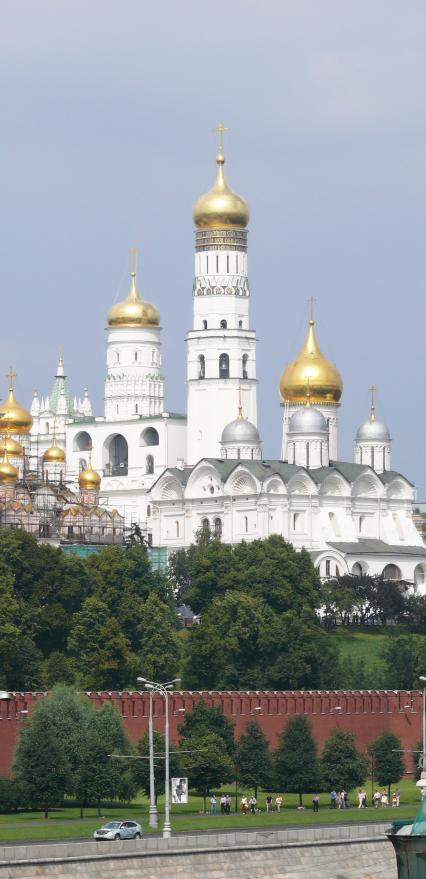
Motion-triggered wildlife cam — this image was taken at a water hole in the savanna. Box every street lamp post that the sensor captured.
[137,677,180,838]
[137,678,157,829]
[418,677,426,794]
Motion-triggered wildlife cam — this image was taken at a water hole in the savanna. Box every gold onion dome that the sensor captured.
[79,456,101,491]
[0,435,23,457]
[0,379,33,434]
[107,271,160,328]
[280,320,343,404]
[0,451,18,485]
[43,434,66,463]
[193,149,249,230]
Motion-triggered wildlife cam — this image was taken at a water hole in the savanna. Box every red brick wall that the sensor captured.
[0,689,421,778]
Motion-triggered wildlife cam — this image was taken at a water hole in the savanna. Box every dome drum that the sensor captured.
[195,228,247,253]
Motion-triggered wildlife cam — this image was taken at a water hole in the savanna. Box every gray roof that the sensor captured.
[289,406,327,434]
[328,539,426,557]
[357,416,390,442]
[221,416,260,445]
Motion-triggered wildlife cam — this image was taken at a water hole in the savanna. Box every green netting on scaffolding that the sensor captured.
[411,794,426,835]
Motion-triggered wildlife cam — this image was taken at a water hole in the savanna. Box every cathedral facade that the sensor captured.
[3,135,425,585]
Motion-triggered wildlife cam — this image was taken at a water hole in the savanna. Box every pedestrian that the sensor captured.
[358,790,363,809]
[312,794,319,813]
[330,790,337,809]
[249,795,257,815]
[373,790,381,809]
[336,791,341,809]
[240,796,248,814]
[275,794,283,812]
[392,792,397,807]
[220,794,226,814]
[396,789,401,807]
[344,790,348,809]
[210,795,217,815]
[266,794,273,813]
[225,794,231,815]
[381,790,388,807]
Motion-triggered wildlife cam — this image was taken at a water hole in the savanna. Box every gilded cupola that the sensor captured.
[0,450,18,485]
[107,268,160,329]
[79,453,101,492]
[0,435,23,457]
[0,369,33,434]
[193,124,249,230]
[43,433,66,463]
[279,318,343,405]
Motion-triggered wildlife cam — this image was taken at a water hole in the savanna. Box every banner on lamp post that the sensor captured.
[171,777,188,804]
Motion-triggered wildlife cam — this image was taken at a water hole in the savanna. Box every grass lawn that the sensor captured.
[0,777,421,844]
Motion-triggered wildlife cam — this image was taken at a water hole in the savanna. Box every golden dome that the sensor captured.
[0,380,33,434]
[193,149,249,230]
[279,320,343,404]
[43,434,66,463]
[0,435,23,457]
[79,456,101,492]
[107,272,160,328]
[0,451,18,485]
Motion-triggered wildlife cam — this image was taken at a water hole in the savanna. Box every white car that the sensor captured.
[93,820,143,840]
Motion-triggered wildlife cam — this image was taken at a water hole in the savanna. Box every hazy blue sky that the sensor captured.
[1,1,425,494]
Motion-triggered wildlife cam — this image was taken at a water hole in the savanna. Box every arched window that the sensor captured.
[382,564,402,581]
[146,454,154,475]
[104,434,128,476]
[239,320,243,329]
[141,427,159,446]
[352,562,363,576]
[244,515,248,533]
[176,521,180,537]
[214,517,222,538]
[134,351,138,362]
[242,354,248,379]
[135,404,139,414]
[220,319,227,329]
[370,447,374,468]
[414,565,426,588]
[202,320,207,329]
[45,423,50,434]
[198,355,205,379]
[74,431,92,452]
[115,351,120,363]
[219,353,229,379]
[147,505,151,517]
[201,518,210,534]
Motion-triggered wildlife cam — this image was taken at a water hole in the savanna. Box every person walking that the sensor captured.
[312,794,319,813]
[225,794,231,814]
[381,790,388,807]
[210,795,217,815]
[240,796,248,814]
[330,790,337,809]
[373,790,381,809]
[358,790,363,809]
[266,794,273,813]
[275,794,283,812]
[249,795,257,815]
[396,789,401,807]
[220,794,226,814]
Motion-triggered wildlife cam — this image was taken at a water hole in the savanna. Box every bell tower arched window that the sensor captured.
[198,355,205,379]
[219,353,229,379]
[146,454,154,475]
[242,354,248,379]
[220,319,227,329]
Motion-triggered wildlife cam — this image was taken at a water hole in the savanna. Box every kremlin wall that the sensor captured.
[0,688,422,778]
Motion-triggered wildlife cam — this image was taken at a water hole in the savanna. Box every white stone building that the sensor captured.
[15,135,426,586]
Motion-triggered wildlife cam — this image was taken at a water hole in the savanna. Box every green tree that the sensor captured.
[133,729,182,804]
[0,564,21,687]
[131,593,180,682]
[236,721,273,798]
[179,701,235,759]
[382,635,420,689]
[180,732,234,811]
[14,705,70,817]
[43,652,76,688]
[369,731,405,799]
[321,729,368,793]
[68,596,130,689]
[274,715,320,806]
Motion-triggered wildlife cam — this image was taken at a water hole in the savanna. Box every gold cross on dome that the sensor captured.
[130,246,138,275]
[213,123,229,152]
[308,297,316,321]
[369,384,377,420]
[6,366,16,388]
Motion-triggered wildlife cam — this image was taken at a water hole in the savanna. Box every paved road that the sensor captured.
[0,816,392,848]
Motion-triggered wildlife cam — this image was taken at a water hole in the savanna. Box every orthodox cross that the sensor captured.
[130,246,138,275]
[6,366,16,389]
[213,123,229,152]
[369,385,377,420]
[308,296,316,321]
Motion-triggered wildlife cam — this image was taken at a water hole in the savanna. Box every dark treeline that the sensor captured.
[1,528,425,693]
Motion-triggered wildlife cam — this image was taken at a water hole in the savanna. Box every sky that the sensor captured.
[0,0,425,494]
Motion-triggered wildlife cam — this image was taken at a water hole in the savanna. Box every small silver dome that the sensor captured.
[221,416,260,445]
[289,406,327,434]
[356,417,390,442]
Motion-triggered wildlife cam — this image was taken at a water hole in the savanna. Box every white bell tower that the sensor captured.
[186,127,257,464]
